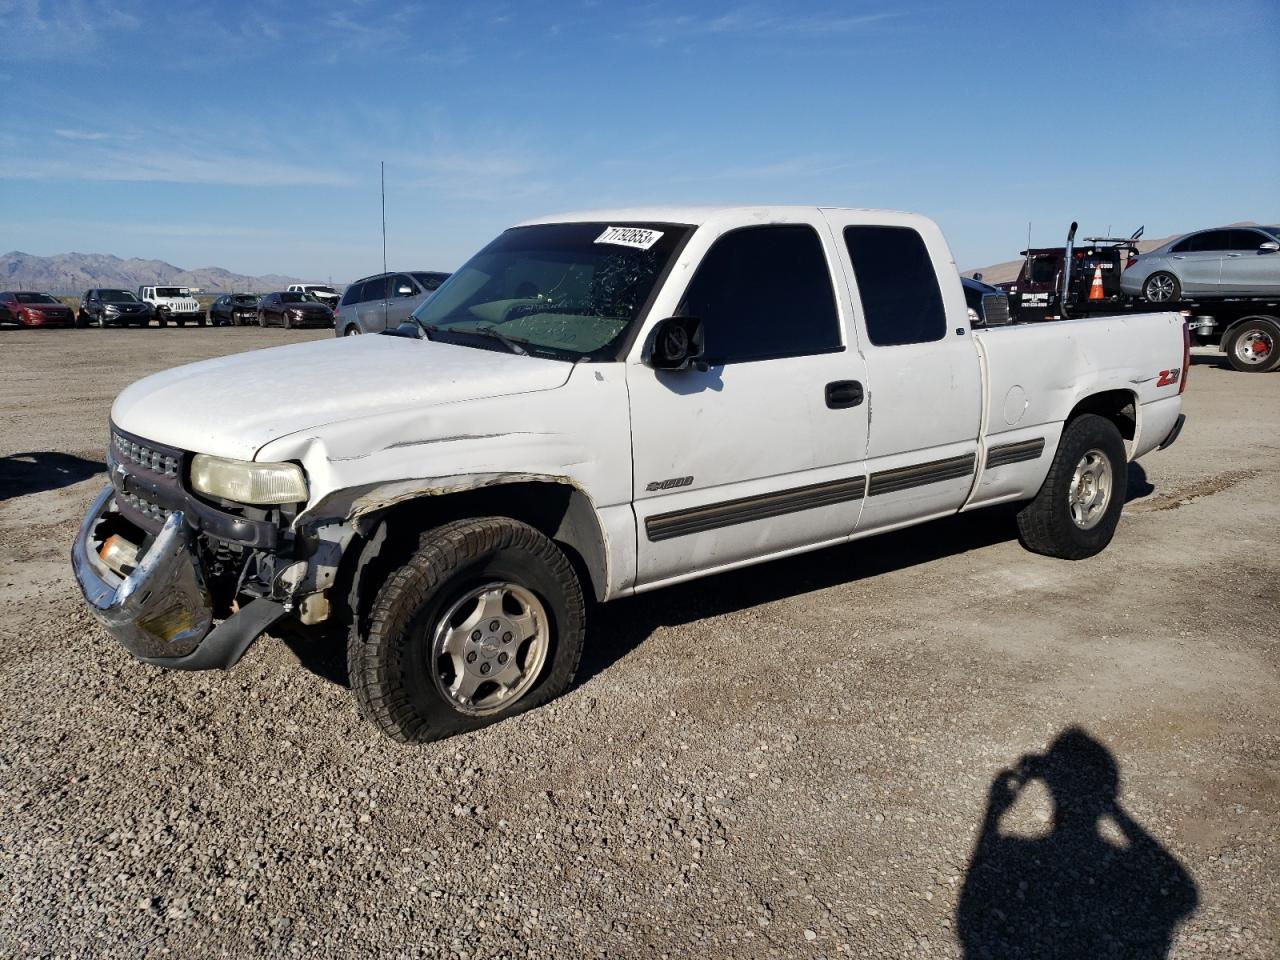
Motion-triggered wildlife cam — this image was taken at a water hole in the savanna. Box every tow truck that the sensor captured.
[999,223,1280,372]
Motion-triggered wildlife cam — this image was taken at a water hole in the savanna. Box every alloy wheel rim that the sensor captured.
[1146,275,1174,302]
[1069,449,1113,530]
[1235,330,1274,365]
[430,582,549,716]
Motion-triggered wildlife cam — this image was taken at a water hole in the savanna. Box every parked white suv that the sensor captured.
[287,284,340,308]
[75,206,1189,744]
[137,285,204,327]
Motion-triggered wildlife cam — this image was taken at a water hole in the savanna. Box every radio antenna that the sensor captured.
[381,160,388,330]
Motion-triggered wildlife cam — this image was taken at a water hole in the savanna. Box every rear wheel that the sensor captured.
[349,517,586,743]
[1143,272,1181,303]
[344,325,361,336]
[1016,414,1128,560]
[1225,318,1280,373]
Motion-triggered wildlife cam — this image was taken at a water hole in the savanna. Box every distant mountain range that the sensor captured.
[0,251,313,294]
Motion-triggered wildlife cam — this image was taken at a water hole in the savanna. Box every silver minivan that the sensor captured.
[1121,225,1280,303]
[334,271,451,336]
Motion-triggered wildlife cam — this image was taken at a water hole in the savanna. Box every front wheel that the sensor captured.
[344,325,361,336]
[1016,413,1128,560]
[257,310,267,327]
[1143,271,1181,304]
[349,518,586,743]
[1225,318,1280,373]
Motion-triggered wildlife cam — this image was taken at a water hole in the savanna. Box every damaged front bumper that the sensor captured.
[72,485,286,670]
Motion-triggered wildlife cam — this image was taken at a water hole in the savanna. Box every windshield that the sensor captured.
[412,222,691,360]
[1262,226,1280,241]
[155,287,188,297]
[15,292,59,304]
[1028,257,1058,284]
[232,294,258,304]
[101,289,137,301]
[280,292,308,303]
[411,271,450,291]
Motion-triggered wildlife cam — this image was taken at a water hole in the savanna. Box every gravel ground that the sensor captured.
[1,327,1277,959]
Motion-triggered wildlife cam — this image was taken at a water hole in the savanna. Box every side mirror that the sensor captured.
[972,271,983,281]
[382,319,423,339]
[1259,241,1279,252]
[397,285,415,296]
[645,316,706,371]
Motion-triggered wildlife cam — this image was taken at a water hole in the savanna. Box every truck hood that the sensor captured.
[111,335,575,460]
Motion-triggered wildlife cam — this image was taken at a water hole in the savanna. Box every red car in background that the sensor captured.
[0,291,76,328]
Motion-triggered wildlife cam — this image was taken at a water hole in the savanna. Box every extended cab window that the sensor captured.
[678,225,840,364]
[843,225,946,347]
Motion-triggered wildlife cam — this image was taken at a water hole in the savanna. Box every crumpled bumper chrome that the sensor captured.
[72,485,285,670]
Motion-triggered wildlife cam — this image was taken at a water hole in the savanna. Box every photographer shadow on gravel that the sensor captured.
[957,727,1198,960]
[0,451,105,502]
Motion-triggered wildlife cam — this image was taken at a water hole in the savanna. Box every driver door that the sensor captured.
[628,216,870,589]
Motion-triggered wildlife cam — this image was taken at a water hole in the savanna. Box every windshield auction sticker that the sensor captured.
[594,226,664,250]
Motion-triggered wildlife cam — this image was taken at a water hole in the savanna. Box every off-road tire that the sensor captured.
[349,518,586,744]
[1016,413,1128,560]
[1224,318,1280,373]
[1143,271,1181,304]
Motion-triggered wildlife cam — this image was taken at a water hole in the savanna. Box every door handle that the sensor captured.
[825,380,864,409]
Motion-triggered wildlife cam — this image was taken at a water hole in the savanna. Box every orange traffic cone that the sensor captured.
[1088,265,1105,300]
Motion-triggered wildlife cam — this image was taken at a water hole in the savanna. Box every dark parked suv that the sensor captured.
[333,271,450,336]
[78,289,154,328]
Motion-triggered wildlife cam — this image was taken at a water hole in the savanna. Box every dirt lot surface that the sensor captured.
[1,327,1277,959]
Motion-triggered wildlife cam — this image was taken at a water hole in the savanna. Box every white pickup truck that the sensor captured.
[74,206,1188,743]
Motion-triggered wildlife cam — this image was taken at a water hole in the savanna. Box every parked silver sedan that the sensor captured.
[1121,225,1280,303]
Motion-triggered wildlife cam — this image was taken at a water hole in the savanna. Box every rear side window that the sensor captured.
[843,225,946,346]
[678,225,841,364]
[341,281,366,305]
[1181,231,1230,252]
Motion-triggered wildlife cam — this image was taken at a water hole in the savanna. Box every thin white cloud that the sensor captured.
[54,128,114,142]
[0,149,354,188]
[641,4,904,44]
[3,0,142,56]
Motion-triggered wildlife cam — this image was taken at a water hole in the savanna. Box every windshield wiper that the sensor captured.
[472,325,529,356]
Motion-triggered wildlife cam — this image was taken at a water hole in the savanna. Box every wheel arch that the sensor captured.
[331,478,611,638]
[1065,389,1137,456]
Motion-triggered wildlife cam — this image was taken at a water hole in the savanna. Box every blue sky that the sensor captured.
[2,0,1278,282]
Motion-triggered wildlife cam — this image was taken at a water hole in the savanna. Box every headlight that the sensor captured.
[190,454,308,505]
[105,304,121,313]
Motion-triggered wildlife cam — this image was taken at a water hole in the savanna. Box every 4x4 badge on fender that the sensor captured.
[646,476,693,492]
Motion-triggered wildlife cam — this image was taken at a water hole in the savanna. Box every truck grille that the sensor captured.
[119,489,173,522]
[982,293,1011,326]
[112,431,181,478]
